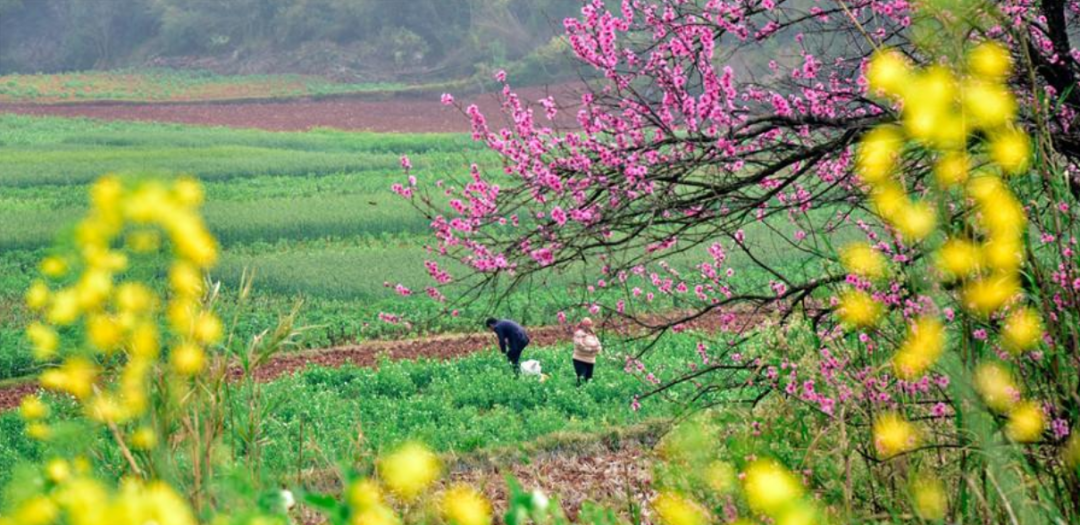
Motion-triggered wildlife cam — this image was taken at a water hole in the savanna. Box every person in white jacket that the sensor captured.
[571,317,602,385]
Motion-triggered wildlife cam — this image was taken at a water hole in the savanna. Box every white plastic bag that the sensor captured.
[520,359,542,376]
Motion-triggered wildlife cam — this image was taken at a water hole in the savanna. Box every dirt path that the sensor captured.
[0,309,765,412]
[0,84,581,133]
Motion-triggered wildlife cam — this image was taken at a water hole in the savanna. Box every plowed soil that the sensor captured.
[0,84,582,133]
[0,308,769,412]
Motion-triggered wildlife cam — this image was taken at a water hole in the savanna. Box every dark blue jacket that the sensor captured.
[493,319,530,354]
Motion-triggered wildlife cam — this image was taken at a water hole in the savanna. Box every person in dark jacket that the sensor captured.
[486,317,530,372]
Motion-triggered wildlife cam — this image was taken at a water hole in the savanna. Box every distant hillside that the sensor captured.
[0,0,582,83]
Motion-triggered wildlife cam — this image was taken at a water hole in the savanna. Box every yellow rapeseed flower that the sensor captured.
[90,175,123,212]
[169,262,204,298]
[47,289,81,326]
[378,443,440,500]
[25,281,50,311]
[869,181,908,221]
[873,413,918,458]
[116,282,156,314]
[1001,307,1042,353]
[193,312,223,345]
[963,80,1015,129]
[170,343,206,376]
[840,242,887,279]
[14,495,58,525]
[866,49,911,98]
[974,361,1018,412]
[911,474,947,521]
[351,504,400,525]
[652,492,708,525]
[892,316,945,380]
[969,41,1012,79]
[130,322,160,359]
[441,485,493,525]
[174,176,205,207]
[893,201,936,241]
[836,289,883,329]
[1005,401,1044,442]
[981,235,1024,272]
[935,238,982,280]
[41,357,98,400]
[26,422,51,440]
[856,126,904,184]
[26,322,59,360]
[988,129,1031,174]
[933,151,969,187]
[169,214,218,268]
[962,272,1021,315]
[45,458,71,483]
[742,459,804,516]
[347,479,383,510]
[40,256,68,278]
[20,395,49,420]
[131,426,158,450]
[87,315,123,353]
[1064,433,1080,469]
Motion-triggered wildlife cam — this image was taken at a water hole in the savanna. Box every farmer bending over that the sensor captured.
[486,317,530,373]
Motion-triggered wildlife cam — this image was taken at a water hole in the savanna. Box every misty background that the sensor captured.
[0,0,583,83]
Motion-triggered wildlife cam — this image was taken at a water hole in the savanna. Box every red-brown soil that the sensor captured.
[0,85,583,133]
[0,308,769,412]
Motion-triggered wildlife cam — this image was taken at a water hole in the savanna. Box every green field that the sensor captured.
[0,331,749,493]
[0,69,411,103]
[0,114,838,383]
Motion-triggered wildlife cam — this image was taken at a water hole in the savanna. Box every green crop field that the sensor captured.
[0,331,755,493]
[0,69,411,103]
[0,114,836,383]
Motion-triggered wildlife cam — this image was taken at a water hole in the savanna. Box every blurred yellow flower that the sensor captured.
[174,176,206,207]
[440,485,492,525]
[170,343,207,376]
[981,235,1023,272]
[40,256,68,278]
[47,289,80,326]
[893,201,936,241]
[962,273,1020,315]
[988,128,1031,174]
[963,80,1015,129]
[968,41,1012,79]
[935,238,982,280]
[873,413,918,458]
[351,504,400,525]
[1002,307,1042,354]
[933,151,969,187]
[25,281,50,311]
[347,479,383,510]
[742,459,804,516]
[20,395,49,420]
[170,262,204,298]
[652,491,708,525]
[41,357,98,400]
[87,314,123,353]
[13,495,58,525]
[974,362,1018,412]
[378,443,440,500]
[131,426,158,450]
[193,312,224,345]
[892,316,945,380]
[26,322,59,360]
[866,49,911,98]
[836,289,883,329]
[840,242,886,279]
[1005,401,1045,442]
[856,125,904,184]
[911,474,947,521]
